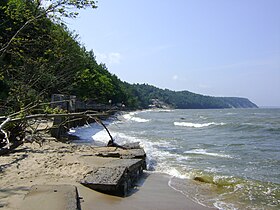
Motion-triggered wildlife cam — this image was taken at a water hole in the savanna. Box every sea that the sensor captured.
[70,108,280,210]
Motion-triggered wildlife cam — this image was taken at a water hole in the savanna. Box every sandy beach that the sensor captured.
[79,172,215,210]
[0,139,215,210]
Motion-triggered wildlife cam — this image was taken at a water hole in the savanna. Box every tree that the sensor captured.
[0,0,97,114]
[0,0,97,55]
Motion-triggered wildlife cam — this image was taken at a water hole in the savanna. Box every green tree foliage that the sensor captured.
[0,0,135,114]
[71,50,135,106]
[129,84,257,109]
[0,0,97,55]
[0,0,90,113]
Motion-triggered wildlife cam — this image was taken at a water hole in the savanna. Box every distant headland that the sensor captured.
[131,83,258,109]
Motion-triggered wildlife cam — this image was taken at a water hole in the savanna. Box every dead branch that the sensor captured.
[92,117,126,149]
[93,117,114,143]
[0,109,114,155]
[0,111,105,124]
[0,117,11,149]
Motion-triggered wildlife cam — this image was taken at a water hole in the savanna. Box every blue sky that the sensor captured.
[66,0,280,107]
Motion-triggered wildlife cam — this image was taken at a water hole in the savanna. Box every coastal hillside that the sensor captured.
[218,97,258,108]
[130,84,258,109]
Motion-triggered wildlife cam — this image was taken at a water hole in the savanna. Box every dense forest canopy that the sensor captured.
[0,0,138,114]
[0,0,257,115]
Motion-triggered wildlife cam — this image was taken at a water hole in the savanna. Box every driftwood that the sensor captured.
[0,110,103,123]
[0,109,114,155]
[93,117,126,149]
[0,118,11,148]
[0,118,26,155]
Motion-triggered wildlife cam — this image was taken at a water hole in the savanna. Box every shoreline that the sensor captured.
[0,139,215,210]
[79,172,216,210]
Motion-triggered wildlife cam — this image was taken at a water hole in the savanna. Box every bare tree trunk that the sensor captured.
[0,110,117,155]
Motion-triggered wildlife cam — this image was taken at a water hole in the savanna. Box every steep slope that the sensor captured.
[218,97,258,108]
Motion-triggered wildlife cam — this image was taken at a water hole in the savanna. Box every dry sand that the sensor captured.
[0,139,215,210]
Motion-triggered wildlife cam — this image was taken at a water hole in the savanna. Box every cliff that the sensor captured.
[218,97,258,108]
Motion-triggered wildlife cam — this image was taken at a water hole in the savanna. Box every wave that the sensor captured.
[184,149,233,158]
[199,116,208,120]
[73,108,280,210]
[169,169,280,210]
[122,112,150,123]
[266,127,280,134]
[139,108,174,113]
[174,122,225,128]
[90,129,192,175]
[225,112,237,115]
[226,122,265,132]
[69,123,104,142]
[156,109,174,112]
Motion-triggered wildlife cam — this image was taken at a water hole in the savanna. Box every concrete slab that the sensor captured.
[21,185,80,210]
[80,158,145,196]
[93,147,146,160]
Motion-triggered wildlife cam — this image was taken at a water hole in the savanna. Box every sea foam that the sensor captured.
[174,122,225,128]
[122,112,150,123]
[93,129,190,177]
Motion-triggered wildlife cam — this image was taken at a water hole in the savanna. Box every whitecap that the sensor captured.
[184,149,232,158]
[226,112,237,115]
[199,116,208,120]
[157,109,174,112]
[131,117,150,122]
[122,112,150,122]
[122,113,135,120]
[103,131,191,177]
[139,109,174,113]
[174,122,225,128]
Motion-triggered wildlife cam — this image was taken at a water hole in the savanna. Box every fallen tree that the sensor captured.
[0,105,116,156]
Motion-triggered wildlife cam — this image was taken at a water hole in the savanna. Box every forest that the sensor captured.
[130,84,258,109]
[0,0,257,116]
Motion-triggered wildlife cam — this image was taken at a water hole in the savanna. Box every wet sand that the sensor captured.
[0,140,215,210]
[79,172,215,210]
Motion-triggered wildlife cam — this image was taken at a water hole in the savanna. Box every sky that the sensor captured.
[66,0,280,107]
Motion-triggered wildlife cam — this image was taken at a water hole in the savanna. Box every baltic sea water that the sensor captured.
[72,108,280,209]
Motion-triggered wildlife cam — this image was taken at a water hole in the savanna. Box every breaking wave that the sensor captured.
[174,122,225,128]
[122,112,150,123]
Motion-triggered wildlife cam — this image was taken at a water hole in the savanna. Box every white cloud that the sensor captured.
[96,52,121,65]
